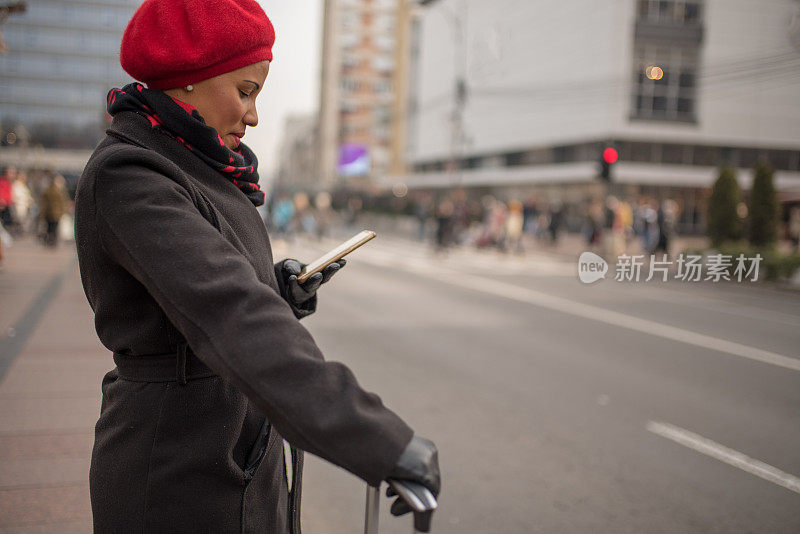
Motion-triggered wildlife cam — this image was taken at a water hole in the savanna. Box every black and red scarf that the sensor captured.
[107,83,265,207]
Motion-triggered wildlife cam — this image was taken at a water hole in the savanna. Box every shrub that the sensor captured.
[713,244,800,282]
[748,160,779,248]
[707,166,742,247]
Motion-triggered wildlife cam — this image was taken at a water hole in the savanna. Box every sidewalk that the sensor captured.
[0,237,107,533]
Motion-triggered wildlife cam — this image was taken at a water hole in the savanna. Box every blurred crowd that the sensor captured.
[409,192,680,258]
[4,164,797,270]
[258,188,686,260]
[0,165,72,265]
[582,196,679,257]
[264,191,337,240]
[411,193,563,254]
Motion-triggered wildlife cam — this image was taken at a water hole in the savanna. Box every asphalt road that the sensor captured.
[282,233,800,534]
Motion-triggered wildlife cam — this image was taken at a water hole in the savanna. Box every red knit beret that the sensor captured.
[120,0,275,90]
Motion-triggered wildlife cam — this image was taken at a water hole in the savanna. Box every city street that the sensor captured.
[295,232,800,533]
[2,0,800,532]
[1,233,799,532]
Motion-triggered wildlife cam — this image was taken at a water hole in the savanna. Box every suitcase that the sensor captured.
[364,479,438,533]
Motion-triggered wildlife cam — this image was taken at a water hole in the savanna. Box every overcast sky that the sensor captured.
[247,1,323,182]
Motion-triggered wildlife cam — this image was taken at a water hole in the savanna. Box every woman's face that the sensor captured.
[164,61,270,150]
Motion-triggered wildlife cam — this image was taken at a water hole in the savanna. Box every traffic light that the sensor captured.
[599,146,618,182]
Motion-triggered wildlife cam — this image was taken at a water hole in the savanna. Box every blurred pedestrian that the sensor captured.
[434,198,455,252]
[654,199,678,255]
[73,1,438,532]
[39,175,68,248]
[490,199,508,248]
[641,198,659,253]
[271,194,295,237]
[345,195,362,227]
[450,189,470,245]
[313,191,333,239]
[605,196,626,257]
[504,199,525,254]
[413,194,433,242]
[547,201,564,245]
[0,166,13,230]
[476,195,497,248]
[293,192,317,236]
[619,199,634,249]
[11,170,33,235]
[582,198,603,248]
[523,196,538,235]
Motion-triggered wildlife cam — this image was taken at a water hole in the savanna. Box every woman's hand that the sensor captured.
[385,435,440,516]
[274,258,346,318]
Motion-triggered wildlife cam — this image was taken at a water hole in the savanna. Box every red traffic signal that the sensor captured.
[602,147,618,164]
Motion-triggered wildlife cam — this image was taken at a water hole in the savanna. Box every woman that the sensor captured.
[74,1,439,532]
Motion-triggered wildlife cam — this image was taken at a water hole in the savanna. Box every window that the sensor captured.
[553,145,576,163]
[373,126,391,141]
[374,34,395,52]
[465,156,483,169]
[692,145,719,166]
[738,148,760,168]
[767,150,794,171]
[341,101,359,113]
[661,143,688,164]
[340,33,359,50]
[373,79,393,93]
[342,54,361,68]
[342,12,360,31]
[373,105,391,124]
[374,13,396,34]
[629,142,654,162]
[504,152,525,166]
[341,79,359,92]
[3,54,22,73]
[372,55,395,72]
[631,44,698,122]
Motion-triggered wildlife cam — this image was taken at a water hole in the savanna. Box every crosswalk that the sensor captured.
[284,233,577,279]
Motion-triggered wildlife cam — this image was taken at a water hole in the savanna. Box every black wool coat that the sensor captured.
[74,110,414,533]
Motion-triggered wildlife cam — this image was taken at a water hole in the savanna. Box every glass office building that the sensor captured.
[0,0,140,149]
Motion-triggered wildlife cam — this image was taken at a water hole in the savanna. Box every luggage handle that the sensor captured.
[364,479,438,533]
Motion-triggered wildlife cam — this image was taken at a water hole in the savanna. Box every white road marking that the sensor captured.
[631,283,800,328]
[646,420,800,495]
[356,253,800,373]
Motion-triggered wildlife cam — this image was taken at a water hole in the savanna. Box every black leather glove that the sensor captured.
[385,436,440,516]
[274,258,346,319]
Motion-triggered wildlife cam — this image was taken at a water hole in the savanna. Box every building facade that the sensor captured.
[318,0,412,190]
[274,114,318,193]
[0,0,139,152]
[404,0,800,233]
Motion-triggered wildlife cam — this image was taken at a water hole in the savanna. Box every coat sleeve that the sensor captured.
[89,149,413,486]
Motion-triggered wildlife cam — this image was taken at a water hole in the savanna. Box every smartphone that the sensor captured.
[297,230,377,283]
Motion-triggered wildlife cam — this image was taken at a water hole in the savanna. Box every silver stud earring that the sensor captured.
[185,84,194,92]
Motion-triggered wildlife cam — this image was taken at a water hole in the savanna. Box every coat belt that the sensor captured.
[112,342,215,384]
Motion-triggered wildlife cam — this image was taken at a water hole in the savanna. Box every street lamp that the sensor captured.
[415,0,468,187]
